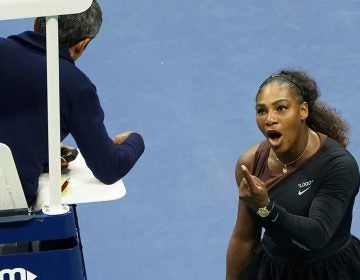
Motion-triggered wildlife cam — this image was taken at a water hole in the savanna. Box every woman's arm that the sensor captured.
[226,202,261,280]
[226,145,261,280]
[242,153,359,250]
[264,155,359,249]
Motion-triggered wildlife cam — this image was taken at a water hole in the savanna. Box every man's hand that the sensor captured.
[113,131,134,145]
[60,145,79,169]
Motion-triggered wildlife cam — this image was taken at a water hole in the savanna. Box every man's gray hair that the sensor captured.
[36,0,102,47]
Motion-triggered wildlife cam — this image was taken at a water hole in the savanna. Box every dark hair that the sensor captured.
[257,70,349,147]
[36,0,102,47]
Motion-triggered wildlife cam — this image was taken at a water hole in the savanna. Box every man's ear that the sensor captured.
[73,38,91,54]
[33,18,39,32]
[69,38,91,60]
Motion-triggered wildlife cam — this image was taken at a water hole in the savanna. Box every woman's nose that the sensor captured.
[265,111,277,126]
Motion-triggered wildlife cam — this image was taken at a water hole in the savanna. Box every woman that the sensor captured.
[226,70,360,279]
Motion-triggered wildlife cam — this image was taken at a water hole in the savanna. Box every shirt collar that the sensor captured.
[8,31,74,63]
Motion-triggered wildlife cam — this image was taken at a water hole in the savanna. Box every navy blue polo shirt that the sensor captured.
[0,31,144,205]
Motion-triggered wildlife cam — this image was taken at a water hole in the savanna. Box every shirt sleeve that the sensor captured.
[263,153,359,250]
[66,85,145,184]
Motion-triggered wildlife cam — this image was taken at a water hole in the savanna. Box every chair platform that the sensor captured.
[0,206,85,280]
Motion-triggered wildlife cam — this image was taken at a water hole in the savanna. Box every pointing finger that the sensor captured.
[241,165,257,192]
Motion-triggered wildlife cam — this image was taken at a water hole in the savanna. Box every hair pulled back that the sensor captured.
[258,69,349,147]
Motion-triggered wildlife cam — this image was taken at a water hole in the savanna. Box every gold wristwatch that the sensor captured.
[256,201,272,218]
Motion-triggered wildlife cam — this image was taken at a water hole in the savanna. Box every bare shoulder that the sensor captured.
[236,143,260,171]
[235,143,260,185]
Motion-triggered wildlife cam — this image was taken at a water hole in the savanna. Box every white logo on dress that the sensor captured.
[297,180,313,196]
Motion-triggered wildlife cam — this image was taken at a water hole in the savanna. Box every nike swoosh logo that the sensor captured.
[271,213,279,222]
[298,187,311,195]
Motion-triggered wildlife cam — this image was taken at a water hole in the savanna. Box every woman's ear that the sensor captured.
[300,102,309,121]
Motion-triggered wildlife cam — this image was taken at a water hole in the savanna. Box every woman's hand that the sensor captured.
[239,165,270,210]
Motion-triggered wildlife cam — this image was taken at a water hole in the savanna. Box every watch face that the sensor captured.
[257,207,270,218]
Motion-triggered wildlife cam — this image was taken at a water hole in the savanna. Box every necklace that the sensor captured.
[274,131,310,174]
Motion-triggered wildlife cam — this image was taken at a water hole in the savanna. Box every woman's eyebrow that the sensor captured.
[256,98,288,107]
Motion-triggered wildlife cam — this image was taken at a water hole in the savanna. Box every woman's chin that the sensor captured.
[267,137,283,149]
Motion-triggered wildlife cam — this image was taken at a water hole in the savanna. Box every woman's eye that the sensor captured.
[277,105,287,111]
[256,108,266,115]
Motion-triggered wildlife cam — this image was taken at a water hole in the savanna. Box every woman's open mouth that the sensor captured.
[266,130,282,147]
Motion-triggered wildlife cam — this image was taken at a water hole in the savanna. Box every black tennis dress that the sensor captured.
[243,134,360,280]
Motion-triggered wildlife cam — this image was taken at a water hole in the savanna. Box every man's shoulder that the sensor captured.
[59,60,95,92]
